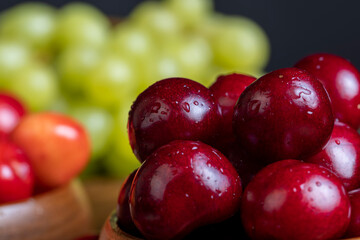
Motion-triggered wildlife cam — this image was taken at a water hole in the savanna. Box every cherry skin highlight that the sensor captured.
[305,121,360,191]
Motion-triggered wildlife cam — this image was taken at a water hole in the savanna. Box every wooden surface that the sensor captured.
[0,180,93,240]
[100,211,141,240]
[83,178,124,231]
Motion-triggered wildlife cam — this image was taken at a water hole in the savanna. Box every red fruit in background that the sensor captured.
[295,53,360,129]
[128,78,220,162]
[345,189,360,238]
[305,121,360,191]
[233,68,334,162]
[241,160,351,240]
[129,140,242,240]
[209,73,256,148]
[0,92,26,139]
[0,140,34,204]
[11,113,90,188]
[116,169,140,236]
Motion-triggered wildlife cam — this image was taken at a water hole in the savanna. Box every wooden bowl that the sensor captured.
[99,211,140,240]
[99,210,360,240]
[0,180,93,240]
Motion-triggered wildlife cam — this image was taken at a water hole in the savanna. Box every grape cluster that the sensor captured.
[0,0,270,177]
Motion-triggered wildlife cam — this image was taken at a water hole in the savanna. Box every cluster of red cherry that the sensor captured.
[115,53,360,240]
[0,93,90,204]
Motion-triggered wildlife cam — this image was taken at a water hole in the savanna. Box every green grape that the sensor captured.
[111,22,156,62]
[165,0,214,29]
[208,15,270,71]
[0,40,33,87]
[68,104,113,159]
[110,23,157,95]
[55,2,109,50]
[0,3,56,53]
[103,102,140,178]
[57,46,102,95]
[163,34,213,83]
[8,63,58,111]
[85,54,137,109]
[131,1,183,42]
[146,52,184,86]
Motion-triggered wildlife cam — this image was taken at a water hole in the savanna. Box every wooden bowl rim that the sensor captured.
[0,182,73,208]
[107,210,142,240]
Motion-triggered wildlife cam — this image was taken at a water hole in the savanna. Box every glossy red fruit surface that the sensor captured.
[241,160,351,240]
[233,68,334,162]
[0,92,26,139]
[295,53,360,129]
[345,189,360,238]
[116,169,140,236]
[305,121,360,191]
[11,113,90,188]
[209,73,256,148]
[0,140,34,204]
[128,78,220,162]
[129,140,242,240]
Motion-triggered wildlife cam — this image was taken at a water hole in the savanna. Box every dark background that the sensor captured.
[0,0,359,71]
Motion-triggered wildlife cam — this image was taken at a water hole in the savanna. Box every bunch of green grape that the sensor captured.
[0,0,270,178]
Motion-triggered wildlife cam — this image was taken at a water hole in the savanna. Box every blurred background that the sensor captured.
[1,0,359,231]
[1,0,360,71]
[0,0,359,181]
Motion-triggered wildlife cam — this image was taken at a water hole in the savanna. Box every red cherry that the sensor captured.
[295,53,360,129]
[128,78,220,162]
[345,189,360,238]
[116,169,141,236]
[233,68,334,162]
[305,121,360,191]
[0,139,34,204]
[209,73,256,148]
[241,160,351,240]
[0,92,26,139]
[129,140,242,239]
